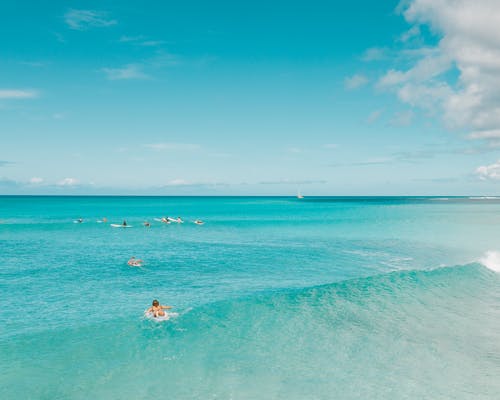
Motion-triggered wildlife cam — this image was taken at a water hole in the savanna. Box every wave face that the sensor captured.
[2,264,500,399]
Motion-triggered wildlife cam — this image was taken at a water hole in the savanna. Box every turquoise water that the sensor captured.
[1,196,500,399]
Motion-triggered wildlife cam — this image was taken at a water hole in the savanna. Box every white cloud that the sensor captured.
[362,47,387,61]
[476,160,500,180]
[143,143,201,151]
[119,35,164,47]
[259,179,327,185]
[469,129,500,140]
[399,25,421,42]
[102,64,149,80]
[29,177,44,184]
[19,61,47,68]
[65,9,117,30]
[344,74,369,90]
[162,179,227,188]
[165,179,190,186]
[367,109,383,123]
[0,89,38,99]
[389,110,414,127]
[379,0,500,142]
[57,177,79,186]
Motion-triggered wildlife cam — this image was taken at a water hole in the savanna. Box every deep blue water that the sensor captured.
[1,196,500,399]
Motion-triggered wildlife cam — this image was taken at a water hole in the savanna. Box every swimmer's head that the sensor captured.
[152,299,159,306]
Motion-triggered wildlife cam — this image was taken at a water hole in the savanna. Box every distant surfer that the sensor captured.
[128,256,143,267]
[77,218,83,223]
[143,221,151,227]
[145,299,172,318]
[122,220,127,227]
[102,217,108,223]
[194,219,204,225]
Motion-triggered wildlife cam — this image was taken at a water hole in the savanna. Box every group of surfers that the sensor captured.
[75,216,204,226]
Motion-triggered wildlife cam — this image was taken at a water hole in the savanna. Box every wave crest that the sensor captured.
[479,251,500,272]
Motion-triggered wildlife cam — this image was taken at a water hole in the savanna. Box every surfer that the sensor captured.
[122,220,127,227]
[143,221,151,227]
[145,299,172,318]
[194,219,204,225]
[127,256,143,267]
[77,218,83,223]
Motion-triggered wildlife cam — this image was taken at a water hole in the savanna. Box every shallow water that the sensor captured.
[1,196,499,399]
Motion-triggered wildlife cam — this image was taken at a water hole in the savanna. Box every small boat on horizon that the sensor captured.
[297,190,304,199]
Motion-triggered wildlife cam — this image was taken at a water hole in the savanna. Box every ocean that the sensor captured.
[1,196,499,399]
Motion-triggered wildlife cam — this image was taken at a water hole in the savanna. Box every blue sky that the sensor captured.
[2,0,500,195]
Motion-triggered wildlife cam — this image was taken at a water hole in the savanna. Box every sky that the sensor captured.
[2,0,500,195]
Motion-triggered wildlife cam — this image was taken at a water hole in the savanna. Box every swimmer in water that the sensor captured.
[122,220,127,227]
[143,221,151,227]
[145,299,172,317]
[127,256,143,267]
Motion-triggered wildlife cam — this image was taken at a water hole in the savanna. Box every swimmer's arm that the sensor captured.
[144,307,153,313]
[161,305,172,310]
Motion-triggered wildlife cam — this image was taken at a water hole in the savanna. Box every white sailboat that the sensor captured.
[297,189,304,199]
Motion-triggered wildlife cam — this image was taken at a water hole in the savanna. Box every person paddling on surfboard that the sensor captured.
[127,256,143,267]
[145,299,172,318]
[122,220,127,227]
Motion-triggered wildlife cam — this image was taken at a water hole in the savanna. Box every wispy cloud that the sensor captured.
[0,160,14,167]
[367,109,383,124]
[148,51,182,67]
[399,25,421,42]
[19,61,47,68]
[164,179,190,186]
[348,157,394,166]
[476,160,500,181]
[0,178,20,189]
[102,64,149,80]
[0,89,38,99]
[344,74,369,90]
[361,47,387,62]
[143,143,201,151]
[330,143,470,168]
[119,35,165,47]
[259,179,327,185]
[29,177,44,184]
[65,9,117,30]
[57,177,79,186]
[389,110,414,127]
[162,179,229,188]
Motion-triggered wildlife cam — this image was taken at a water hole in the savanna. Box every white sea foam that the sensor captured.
[480,251,500,272]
